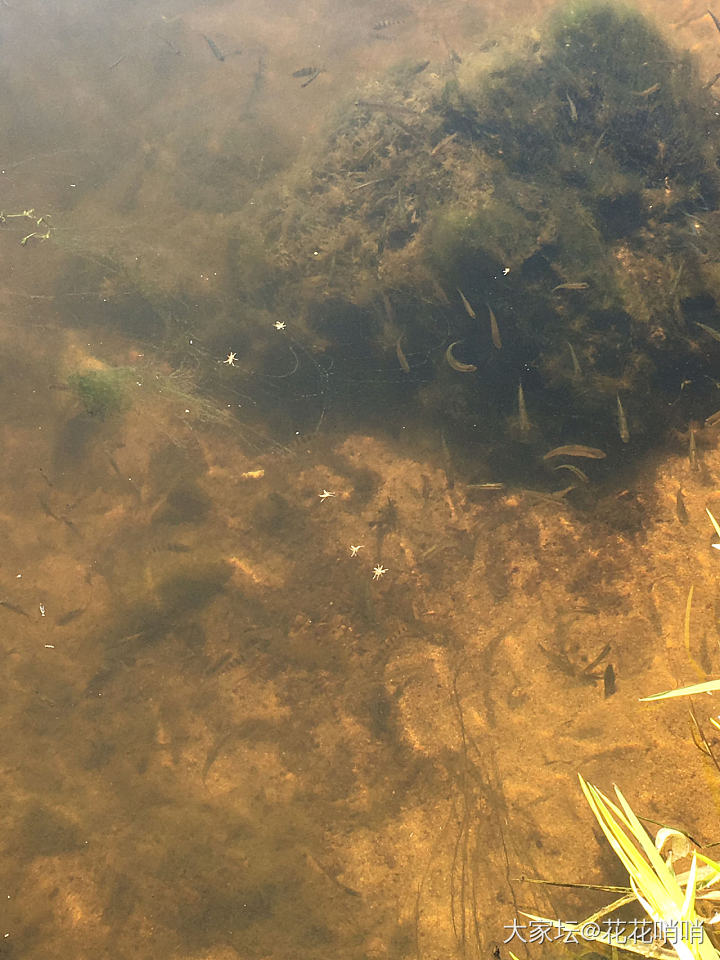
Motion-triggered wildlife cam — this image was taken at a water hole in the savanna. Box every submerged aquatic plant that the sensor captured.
[68,361,232,427]
[524,778,720,960]
[68,367,136,419]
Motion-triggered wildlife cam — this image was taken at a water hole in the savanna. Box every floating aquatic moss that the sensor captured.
[68,366,136,419]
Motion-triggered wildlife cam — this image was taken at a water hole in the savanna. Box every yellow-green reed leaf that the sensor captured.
[640,680,720,702]
[696,853,720,873]
[614,786,682,885]
[682,855,697,919]
[582,780,668,897]
[580,781,720,960]
[706,507,720,539]
[580,779,692,925]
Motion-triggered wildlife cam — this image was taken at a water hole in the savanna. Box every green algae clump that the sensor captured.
[68,367,136,419]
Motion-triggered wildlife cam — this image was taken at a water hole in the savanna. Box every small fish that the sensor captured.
[292,66,319,77]
[588,128,607,165]
[467,482,505,490]
[543,444,606,461]
[430,132,458,156]
[670,261,685,296]
[676,488,689,525]
[695,320,720,343]
[522,485,576,504]
[396,335,410,374]
[517,382,530,437]
[406,60,430,76]
[445,341,477,373]
[689,426,699,471]
[552,282,589,291]
[301,70,322,88]
[202,34,225,61]
[57,607,85,626]
[487,302,502,350]
[0,599,29,619]
[457,288,476,319]
[382,291,395,323]
[566,92,578,122]
[304,850,361,897]
[633,82,661,97]
[585,642,611,676]
[440,430,454,489]
[616,392,630,443]
[354,99,419,117]
[603,664,616,698]
[553,463,589,483]
[566,341,583,378]
[38,496,59,522]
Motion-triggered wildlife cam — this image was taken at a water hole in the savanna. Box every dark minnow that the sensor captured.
[301,70,322,88]
[202,34,225,61]
[676,488,689,525]
[57,607,85,626]
[0,599,30,619]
